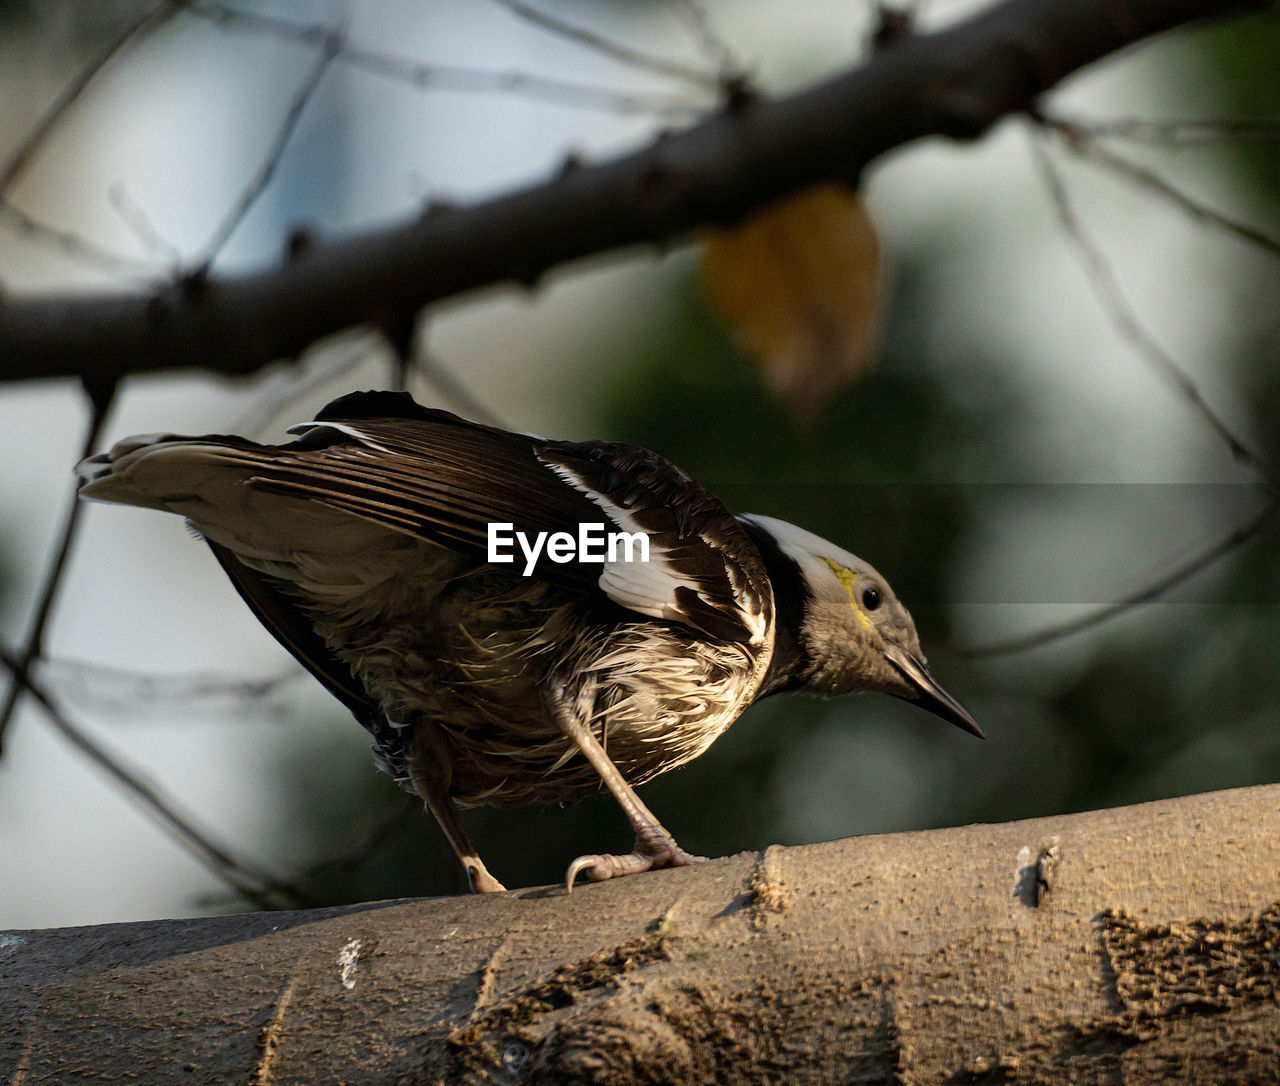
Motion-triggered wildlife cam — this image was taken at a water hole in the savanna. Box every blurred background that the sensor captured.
[0,0,1276,928]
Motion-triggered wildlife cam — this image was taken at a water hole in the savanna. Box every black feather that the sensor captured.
[315,389,437,423]
[738,517,811,695]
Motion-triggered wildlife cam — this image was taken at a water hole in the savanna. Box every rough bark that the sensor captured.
[0,0,1267,387]
[2,783,1277,1084]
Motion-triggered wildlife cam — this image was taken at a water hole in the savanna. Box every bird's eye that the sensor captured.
[860,583,882,611]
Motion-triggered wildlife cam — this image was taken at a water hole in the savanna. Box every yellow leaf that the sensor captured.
[701,182,882,424]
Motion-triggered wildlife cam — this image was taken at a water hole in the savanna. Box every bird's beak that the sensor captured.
[883,644,984,739]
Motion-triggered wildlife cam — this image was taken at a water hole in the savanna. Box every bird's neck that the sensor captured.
[738,518,811,699]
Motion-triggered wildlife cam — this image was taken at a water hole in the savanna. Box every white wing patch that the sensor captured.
[286,421,397,453]
[539,460,702,623]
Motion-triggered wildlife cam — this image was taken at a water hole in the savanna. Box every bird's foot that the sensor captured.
[466,860,507,894]
[565,829,706,891]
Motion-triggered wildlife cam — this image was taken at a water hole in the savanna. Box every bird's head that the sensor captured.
[739,514,982,738]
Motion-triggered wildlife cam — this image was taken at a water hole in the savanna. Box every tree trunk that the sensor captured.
[3,783,1277,1084]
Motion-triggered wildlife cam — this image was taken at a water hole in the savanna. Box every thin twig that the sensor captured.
[108,181,183,266]
[1047,113,1280,146]
[1029,129,1276,490]
[0,386,117,754]
[1046,120,1280,258]
[955,496,1280,657]
[39,655,302,718]
[413,351,510,429]
[671,0,740,78]
[0,199,166,281]
[387,317,414,393]
[484,0,718,89]
[230,330,378,441]
[190,27,341,272]
[383,318,511,427]
[0,644,312,909]
[0,0,185,196]
[190,1,704,117]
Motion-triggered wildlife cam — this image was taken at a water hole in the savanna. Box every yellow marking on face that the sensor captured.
[821,557,873,630]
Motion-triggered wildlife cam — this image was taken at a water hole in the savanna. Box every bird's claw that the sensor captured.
[466,863,508,894]
[564,845,706,891]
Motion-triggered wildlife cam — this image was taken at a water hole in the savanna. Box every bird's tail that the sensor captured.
[76,434,266,514]
[76,431,414,575]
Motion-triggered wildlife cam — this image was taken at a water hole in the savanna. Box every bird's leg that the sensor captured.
[425,789,508,895]
[547,685,705,890]
[407,741,506,894]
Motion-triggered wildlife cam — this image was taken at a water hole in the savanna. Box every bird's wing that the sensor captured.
[534,439,771,645]
[206,540,378,721]
[250,391,772,644]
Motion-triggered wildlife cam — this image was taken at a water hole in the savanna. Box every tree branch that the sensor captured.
[0,0,1264,386]
[2,784,1276,1082]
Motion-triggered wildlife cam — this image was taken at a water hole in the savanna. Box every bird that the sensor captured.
[76,389,981,893]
